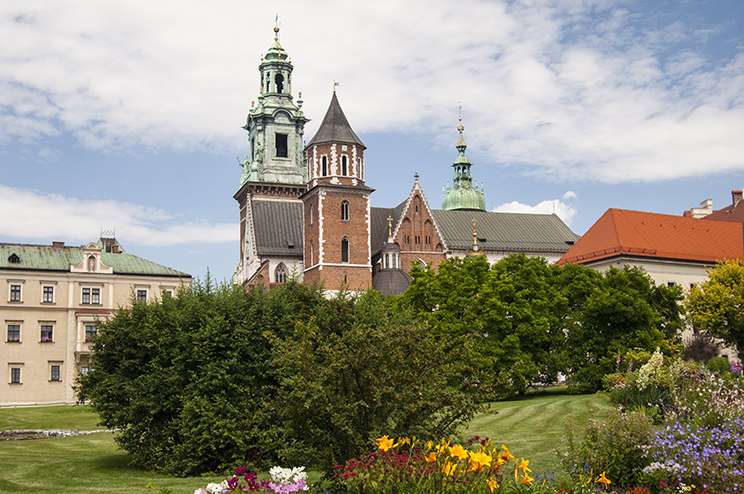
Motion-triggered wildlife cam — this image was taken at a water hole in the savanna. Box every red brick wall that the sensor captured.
[395,191,447,272]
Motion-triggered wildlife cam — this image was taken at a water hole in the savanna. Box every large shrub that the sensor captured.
[271,290,481,474]
[80,280,477,476]
[79,278,319,475]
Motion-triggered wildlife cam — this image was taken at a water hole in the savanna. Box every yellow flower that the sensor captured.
[424,452,437,463]
[468,450,492,471]
[394,437,410,448]
[500,445,515,461]
[596,471,611,488]
[521,472,534,485]
[441,461,457,476]
[516,458,531,472]
[449,444,469,461]
[487,478,499,492]
[375,435,395,452]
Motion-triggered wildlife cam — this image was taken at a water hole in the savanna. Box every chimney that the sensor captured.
[733,190,743,206]
[52,241,65,248]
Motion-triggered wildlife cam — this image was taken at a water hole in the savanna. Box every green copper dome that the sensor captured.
[442,122,486,211]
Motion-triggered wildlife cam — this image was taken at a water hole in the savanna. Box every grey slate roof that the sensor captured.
[0,242,191,277]
[431,209,580,253]
[372,269,413,297]
[306,92,365,148]
[370,202,407,255]
[252,201,304,256]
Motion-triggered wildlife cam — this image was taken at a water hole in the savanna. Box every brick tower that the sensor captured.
[302,91,373,291]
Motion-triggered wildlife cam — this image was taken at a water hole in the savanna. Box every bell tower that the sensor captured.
[234,24,308,285]
[239,24,308,186]
[302,91,373,291]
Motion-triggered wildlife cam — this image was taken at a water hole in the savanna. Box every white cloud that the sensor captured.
[0,184,236,247]
[0,0,742,183]
[562,191,578,200]
[492,199,577,225]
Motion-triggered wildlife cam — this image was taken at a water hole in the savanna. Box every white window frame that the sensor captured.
[6,322,21,343]
[8,281,23,303]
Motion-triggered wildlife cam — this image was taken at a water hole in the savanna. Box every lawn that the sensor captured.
[461,386,612,475]
[0,388,611,493]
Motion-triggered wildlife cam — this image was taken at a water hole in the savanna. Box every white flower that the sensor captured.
[204,482,224,494]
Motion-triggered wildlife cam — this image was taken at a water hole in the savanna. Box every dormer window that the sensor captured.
[8,253,20,264]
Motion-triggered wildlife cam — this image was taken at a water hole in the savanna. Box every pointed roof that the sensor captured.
[558,208,744,266]
[306,92,365,148]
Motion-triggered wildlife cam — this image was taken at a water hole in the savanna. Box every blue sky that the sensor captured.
[2,0,743,282]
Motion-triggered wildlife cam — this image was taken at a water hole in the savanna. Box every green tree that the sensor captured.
[399,254,571,397]
[271,290,480,474]
[566,265,684,393]
[686,260,744,360]
[79,278,322,475]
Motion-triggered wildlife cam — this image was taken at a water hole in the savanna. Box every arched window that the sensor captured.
[275,73,284,93]
[310,241,314,265]
[342,156,348,176]
[321,156,327,176]
[341,200,349,221]
[341,238,349,263]
[275,263,287,283]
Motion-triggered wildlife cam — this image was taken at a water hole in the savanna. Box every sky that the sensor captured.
[1,0,743,283]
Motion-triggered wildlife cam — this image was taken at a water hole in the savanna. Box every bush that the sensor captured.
[682,331,721,363]
[706,356,730,374]
[558,407,654,487]
[271,291,480,475]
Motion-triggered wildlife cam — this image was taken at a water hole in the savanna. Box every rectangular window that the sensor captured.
[136,290,147,303]
[667,282,676,287]
[41,325,53,342]
[7,325,20,342]
[82,288,90,304]
[10,284,21,302]
[42,286,54,303]
[85,325,96,342]
[10,368,21,384]
[50,365,60,382]
[91,288,100,304]
[275,133,288,158]
[80,366,90,377]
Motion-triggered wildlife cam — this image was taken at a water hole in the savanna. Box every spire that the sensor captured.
[441,109,486,211]
[306,92,365,148]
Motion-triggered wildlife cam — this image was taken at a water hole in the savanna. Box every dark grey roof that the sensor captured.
[372,269,412,297]
[252,201,304,256]
[0,242,190,277]
[306,92,365,148]
[431,210,580,253]
[370,201,407,256]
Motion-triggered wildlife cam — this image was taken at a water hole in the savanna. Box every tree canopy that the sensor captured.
[686,260,744,360]
[79,278,477,476]
[397,254,684,395]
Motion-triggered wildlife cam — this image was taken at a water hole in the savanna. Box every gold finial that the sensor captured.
[458,102,464,131]
[387,216,394,237]
[472,218,478,247]
[333,81,339,93]
[274,15,280,37]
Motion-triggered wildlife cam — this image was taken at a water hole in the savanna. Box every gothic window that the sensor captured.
[310,241,314,265]
[341,201,349,221]
[275,263,287,283]
[341,238,349,263]
[275,73,284,93]
[321,156,327,176]
[341,156,348,176]
[275,133,288,158]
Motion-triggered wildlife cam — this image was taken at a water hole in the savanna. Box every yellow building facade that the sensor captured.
[1,237,191,406]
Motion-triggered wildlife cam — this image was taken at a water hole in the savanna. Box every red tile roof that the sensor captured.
[558,208,744,265]
[703,202,744,223]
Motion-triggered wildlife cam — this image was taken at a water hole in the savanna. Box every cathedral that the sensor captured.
[233,26,579,295]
